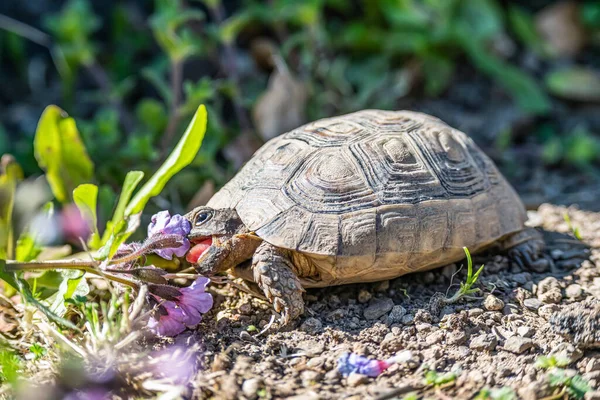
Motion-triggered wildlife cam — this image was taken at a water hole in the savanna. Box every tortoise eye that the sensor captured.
[195,211,212,225]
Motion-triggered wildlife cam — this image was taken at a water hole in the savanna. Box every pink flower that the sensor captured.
[337,351,412,377]
[147,211,192,260]
[147,277,213,337]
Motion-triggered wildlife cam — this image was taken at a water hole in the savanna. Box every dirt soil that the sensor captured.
[191,203,600,399]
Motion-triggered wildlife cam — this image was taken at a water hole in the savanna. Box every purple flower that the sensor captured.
[147,277,213,337]
[337,353,391,377]
[64,388,111,400]
[147,211,192,260]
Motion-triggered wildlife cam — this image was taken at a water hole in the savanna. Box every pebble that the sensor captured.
[374,280,390,292]
[523,298,542,311]
[297,340,325,357]
[326,309,347,320]
[364,298,395,320]
[300,318,323,334]
[357,289,372,304]
[566,284,583,299]
[503,336,534,354]
[347,372,369,387]
[387,305,407,324]
[512,272,532,286]
[301,370,322,385]
[469,334,498,351]
[401,314,415,325]
[447,330,468,345]
[381,333,403,352]
[467,308,484,317]
[307,357,324,369]
[585,391,600,400]
[550,343,583,364]
[537,277,563,304]
[587,359,600,373]
[242,378,262,399]
[538,304,559,319]
[426,330,445,345]
[517,326,534,338]
[484,295,505,311]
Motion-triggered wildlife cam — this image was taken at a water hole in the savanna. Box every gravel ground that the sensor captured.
[191,203,600,399]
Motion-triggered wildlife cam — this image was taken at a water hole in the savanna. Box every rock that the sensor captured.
[401,314,415,325]
[364,298,395,320]
[538,277,563,304]
[447,330,468,345]
[347,372,369,387]
[242,378,262,399]
[536,0,587,58]
[484,295,505,311]
[566,284,583,299]
[374,280,390,292]
[381,333,403,352]
[469,334,498,351]
[467,308,484,317]
[300,318,323,334]
[307,357,325,369]
[523,298,543,311]
[301,370,322,386]
[387,305,407,324]
[357,289,372,304]
[503,336,534,354]
[585,391,600,400]
[587,359,600,373]
[297,340,325,357]
[324,369,341,382]
[549,343,583,364]
[517,326,534,338]
[518,382,542,400]
[326,309,347,320]
[539,304,560,320]
[512,272,532,285]
[426,330,445,345]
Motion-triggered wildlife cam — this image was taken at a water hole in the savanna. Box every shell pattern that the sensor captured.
[208,110,526,279]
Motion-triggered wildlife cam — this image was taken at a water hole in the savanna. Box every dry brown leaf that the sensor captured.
[536,1,586,57]
[252,61,308,141]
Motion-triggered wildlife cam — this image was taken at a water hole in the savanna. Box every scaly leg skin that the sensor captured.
[502,228,555,273]
[252,242,305,324]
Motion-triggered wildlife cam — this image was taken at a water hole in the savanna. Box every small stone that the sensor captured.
[503,336,534,354]
[566,284,583,299]
[374,280,390,292]
[307,357,324,369]
[300,318,323,334]
[469,334,498,351]
[549,343,583,364]
[357,289,372,304]
[539,304,559,319]
[587,359,600,373]
[523,298,543,311]
[301,370,322,385]
[585,391,600,400]
[517,326,534,338]
[326,309,347,320]
[381,333,403,352]
[538,277,563,304]
[447,330,468,345]
[297,340,325,357]
[518,382,541,400]
[401,314,415,325]
[324,369,341,382]
[364,298,395,320]
[347,372,369,387]
[484,295,505,311]
[242,378,262,400]
[415,323,432,333]
[512,272,531,285]
[387,305,407,324]
[426,330,445,345]
[467,308,484,317]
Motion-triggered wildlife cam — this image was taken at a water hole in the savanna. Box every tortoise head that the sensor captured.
[183,207,250,275]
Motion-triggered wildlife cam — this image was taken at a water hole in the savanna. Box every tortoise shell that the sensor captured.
[208,110,526,276]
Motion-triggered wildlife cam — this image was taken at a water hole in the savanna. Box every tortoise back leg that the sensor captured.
[252,242,305,324]
[501,227,554,272]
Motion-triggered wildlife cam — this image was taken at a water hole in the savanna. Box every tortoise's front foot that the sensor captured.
[503,228,554,273]
[252,242,305,325]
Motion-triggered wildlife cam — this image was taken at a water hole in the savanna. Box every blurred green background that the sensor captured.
[1,0,600,225]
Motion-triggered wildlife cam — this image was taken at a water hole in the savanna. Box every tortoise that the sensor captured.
[184,110,551,322]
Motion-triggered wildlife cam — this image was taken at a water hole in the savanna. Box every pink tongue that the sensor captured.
[186,238,212,263]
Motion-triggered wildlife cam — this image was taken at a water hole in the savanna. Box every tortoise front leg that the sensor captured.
[252,242,305,324]
[501,228,554,272]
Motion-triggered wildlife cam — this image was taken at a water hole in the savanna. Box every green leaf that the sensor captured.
[507,5,546,56]
[460,38,551,115]
[101,171,144,243]
[15,232,43,262]
[73,184,100,249]
[51,269,90,317]
[0,159,22,260]
[545,67,600,102]
[34,105,94,203]
[125,105,207,216]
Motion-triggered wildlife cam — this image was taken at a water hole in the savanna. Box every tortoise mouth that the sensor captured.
[186,237,213,264]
